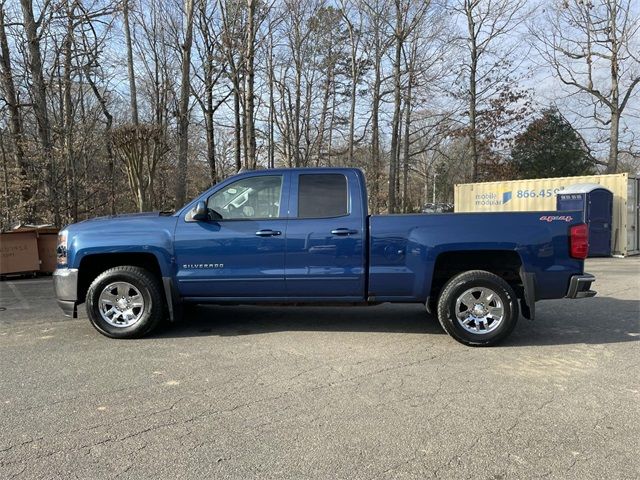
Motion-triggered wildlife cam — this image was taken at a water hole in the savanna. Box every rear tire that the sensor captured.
[86,266,165,339]
[437,270,518,347]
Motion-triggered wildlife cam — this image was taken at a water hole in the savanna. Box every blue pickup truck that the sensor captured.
[54,168,595,346]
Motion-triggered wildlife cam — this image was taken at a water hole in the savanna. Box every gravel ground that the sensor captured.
[0,257,638,479]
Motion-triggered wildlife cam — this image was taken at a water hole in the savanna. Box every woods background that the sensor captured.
[0,0,639,228]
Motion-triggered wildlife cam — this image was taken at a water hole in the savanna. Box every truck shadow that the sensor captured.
[154,296,639,347]
[504,296,639,347]
[159,303,445,337]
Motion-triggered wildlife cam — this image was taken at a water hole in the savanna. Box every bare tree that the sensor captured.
[5,0,630,227]
[123,0,139,125]
[113,125,167,212]
[20,0,57,223]
[193,0,229,184]
[453,0,526,181]
[0,2,31,220]
[175,0,196,207]
[266,17,276,168]
[244,0,257,169]
[534,0,640,173]
[362,0,391,213]
[340,0,365,166]
[401,37,418,212]
[312,6,344,166]
[387,0,428,213]
[219,0,245,172]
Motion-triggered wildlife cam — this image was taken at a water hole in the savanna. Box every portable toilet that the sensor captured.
[557,183,613,257]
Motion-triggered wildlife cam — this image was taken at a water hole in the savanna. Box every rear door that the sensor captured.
[285,171,366,299]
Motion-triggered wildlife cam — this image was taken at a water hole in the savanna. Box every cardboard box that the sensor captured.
[0,231,40,275]
[37,233,59,273]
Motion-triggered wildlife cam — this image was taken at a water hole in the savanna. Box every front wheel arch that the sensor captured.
[85,265,166,339]
[77,252,164,305]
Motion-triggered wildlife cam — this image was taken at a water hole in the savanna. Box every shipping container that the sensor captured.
[454,173,639,256]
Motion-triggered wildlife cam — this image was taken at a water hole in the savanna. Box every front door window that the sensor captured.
[207,175,283,220]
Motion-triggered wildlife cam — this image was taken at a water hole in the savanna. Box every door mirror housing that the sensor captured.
[189,201,223,222]
[191,201,209,221]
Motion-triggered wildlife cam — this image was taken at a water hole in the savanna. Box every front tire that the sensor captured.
[86,266,165,339]
[437,270,518,347]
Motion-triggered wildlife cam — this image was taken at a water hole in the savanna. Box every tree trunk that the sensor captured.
[83,63,115,215]
[465,0,479,182]
[0,133,10,227]
[607,110,619,173]
[293,57,302,168]
[388,3,403,214]
[20,0,57,224]
[63,2,77,222]
[267,33,275,169]
[0,5,32,221]
[371,57,381,214]
[347,20,358,166]
[123,0,139,125]
[233,86,242,172]
[317,59,333,166]
[244,0,257,169]
[175,0,195,208]
[607,3,619,174]
[369,7,383,214]
[205,89,217,184]
[327,86,336,167]
[402,73,412,212]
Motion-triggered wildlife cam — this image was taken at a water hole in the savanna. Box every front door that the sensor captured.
[285,171,366,299]
[174,173,289,298]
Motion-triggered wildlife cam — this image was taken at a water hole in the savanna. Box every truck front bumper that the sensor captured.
[53,268,79,318]
[565,273,596,299]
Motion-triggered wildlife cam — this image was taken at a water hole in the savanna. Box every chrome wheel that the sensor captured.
[98,281,145,328]
[455,286,504,335]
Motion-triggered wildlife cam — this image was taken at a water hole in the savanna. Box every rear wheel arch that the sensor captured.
[428,250,526,312]
[437,269,519,346]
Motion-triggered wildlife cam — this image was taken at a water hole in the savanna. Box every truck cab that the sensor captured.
[175,168,367,301]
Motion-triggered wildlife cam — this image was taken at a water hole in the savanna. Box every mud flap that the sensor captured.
[519,268,536,320]
[162,277,182,322]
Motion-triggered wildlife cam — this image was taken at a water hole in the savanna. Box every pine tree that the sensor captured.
[511,109,595,179]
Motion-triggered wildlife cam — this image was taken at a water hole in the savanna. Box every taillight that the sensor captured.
[570,223,589,259]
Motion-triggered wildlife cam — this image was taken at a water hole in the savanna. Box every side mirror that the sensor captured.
[209,209,223,221]
[191,201,209,221]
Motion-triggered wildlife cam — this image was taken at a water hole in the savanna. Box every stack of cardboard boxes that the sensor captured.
[0,226,59,277]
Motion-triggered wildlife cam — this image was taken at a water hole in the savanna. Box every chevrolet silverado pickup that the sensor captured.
[54,168,596,346]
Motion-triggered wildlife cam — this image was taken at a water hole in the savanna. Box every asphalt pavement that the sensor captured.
[0,257,638,479]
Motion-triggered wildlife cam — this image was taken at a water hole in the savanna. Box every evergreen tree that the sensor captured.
[511,109,595,179]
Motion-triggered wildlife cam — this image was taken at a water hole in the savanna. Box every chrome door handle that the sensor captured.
[255,229,281,237]
[331,228,358,236]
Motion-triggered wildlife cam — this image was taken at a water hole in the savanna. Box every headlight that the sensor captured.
[57,230,68,266]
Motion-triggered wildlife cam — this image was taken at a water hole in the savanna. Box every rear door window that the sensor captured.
[298,174,348,218]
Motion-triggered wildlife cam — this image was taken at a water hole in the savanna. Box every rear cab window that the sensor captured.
[298,174,348,218]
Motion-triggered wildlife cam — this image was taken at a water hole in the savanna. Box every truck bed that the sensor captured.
[368,211,585,302]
